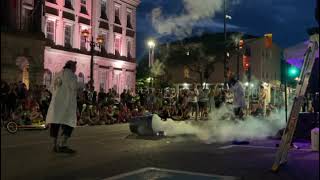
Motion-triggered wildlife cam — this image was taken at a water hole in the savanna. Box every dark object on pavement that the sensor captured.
[129,115,155,136]
[232,140,250,145]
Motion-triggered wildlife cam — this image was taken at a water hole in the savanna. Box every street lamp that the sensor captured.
[147,40,155,68]
[81,29,104,91]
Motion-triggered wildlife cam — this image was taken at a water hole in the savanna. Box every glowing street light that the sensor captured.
[81,29,104,90]
[225,15,232,20]
[147,39,156,68]
[147,40,155,49]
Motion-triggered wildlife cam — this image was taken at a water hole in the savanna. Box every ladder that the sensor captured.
[271,33,319,172]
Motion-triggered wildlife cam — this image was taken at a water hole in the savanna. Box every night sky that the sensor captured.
[136,0,318,60]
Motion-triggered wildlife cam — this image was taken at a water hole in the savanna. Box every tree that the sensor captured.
[166,43,217,88]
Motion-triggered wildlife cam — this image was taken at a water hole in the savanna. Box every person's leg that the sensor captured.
[50,124,61,152]
[59,124,76,153]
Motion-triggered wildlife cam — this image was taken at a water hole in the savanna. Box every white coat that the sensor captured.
[46,68,78,127]
[231,81,246,108]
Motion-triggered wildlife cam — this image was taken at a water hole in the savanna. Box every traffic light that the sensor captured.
[288,66,300,78]
[264,34,272,49]
[243,55,250,71]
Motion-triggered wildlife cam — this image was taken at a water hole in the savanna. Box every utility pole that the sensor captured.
[223,0,227,86]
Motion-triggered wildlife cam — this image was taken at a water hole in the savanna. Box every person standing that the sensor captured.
[46,60,78,153]
[259,85,267,116]
[229,78,246,119]
[190,84,199,121]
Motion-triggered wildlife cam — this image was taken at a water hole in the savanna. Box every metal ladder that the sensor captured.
[271,33,319,172]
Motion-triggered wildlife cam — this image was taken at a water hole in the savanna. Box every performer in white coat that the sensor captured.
[46,60,78,153]
[229,77,246,119]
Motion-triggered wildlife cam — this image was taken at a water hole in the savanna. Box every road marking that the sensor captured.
[103,167,238,180]
[218,144,311,152]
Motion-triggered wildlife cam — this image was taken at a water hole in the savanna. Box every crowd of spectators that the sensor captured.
[4,79,312,128]
[0,80,52,126]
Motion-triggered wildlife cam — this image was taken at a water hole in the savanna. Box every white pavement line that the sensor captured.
[218,145,235,149]
[103,167,238,180]
[219,144,311,152]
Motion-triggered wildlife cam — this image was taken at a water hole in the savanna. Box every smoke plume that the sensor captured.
[152,105,287,143]
[151,0,224,39]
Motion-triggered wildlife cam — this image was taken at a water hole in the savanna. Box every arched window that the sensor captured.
[43,69,52,88]
[78,72,85,90]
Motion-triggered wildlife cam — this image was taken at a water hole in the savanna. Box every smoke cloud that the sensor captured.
[151,0,224,38]
[152,105,287,143]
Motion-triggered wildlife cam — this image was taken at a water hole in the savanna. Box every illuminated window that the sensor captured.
[80,34,86,50]
[46,20,55,41]
[64,25,73,47]
[99,71,106,91]
[100,33,107,53]
[100,0,107,19]
[114,5,121,24]
[114,36,121,56]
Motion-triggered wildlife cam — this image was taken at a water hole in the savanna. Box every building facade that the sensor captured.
[165,37,282,105]
[1,0,140,94]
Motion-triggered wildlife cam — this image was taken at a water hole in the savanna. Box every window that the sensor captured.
[127,40,131,58]
[80,0,87,14]
[43,69,52,88]
[64,25,72,47]
[80,34,86,50]
[23,8,32,31]
[64,0,73,9]
[114,36,121,56]
[78,73,85,89]
[127,10,132,28]
[100,0,107,19]
[101,33,107,53]
[114,5,121,24]
[46,20,55,41]
[99,71,106,91]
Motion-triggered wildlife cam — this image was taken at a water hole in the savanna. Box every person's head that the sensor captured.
[63,60,77,73]
[229,77,237,87]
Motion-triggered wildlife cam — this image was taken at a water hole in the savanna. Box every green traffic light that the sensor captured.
[288,66,299,77]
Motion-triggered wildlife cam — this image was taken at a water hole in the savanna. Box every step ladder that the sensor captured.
[271,33,319,172]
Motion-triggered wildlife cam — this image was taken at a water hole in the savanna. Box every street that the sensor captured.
[1,124,319,180]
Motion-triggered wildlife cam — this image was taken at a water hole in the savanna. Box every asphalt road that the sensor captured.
[1,124,319,180]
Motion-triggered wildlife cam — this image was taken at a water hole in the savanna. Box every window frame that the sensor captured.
[46,20,55,41]
[64,24,73,48]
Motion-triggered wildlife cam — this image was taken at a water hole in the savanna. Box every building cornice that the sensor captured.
[120,0,141,7]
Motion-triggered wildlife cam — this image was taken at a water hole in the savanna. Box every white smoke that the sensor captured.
[151,0,224,38]
[152,105,287,143]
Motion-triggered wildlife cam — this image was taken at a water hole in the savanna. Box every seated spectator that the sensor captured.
[99,105,109,125]
[30,104,43,124]
[117,103,128,123]
[106,105,116,124]
[79,104,90,125]
[89,105,99,125]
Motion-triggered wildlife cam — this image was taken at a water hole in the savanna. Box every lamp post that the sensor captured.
[81,29,104,91]
[223,0,232,86]
[147,40,155,88]
[148,40,155,68]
